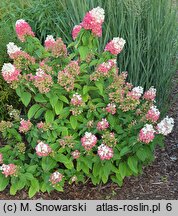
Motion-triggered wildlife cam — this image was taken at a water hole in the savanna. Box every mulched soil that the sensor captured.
[0,72,178,200]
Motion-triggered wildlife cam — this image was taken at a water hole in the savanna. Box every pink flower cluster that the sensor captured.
[71,93,83,106]
[71,150,80,159]
[97,59,116,74]
[1,63,20,83]
[33,68,53,93]
[127,86,143,100]
[81,132,97,150]
[72,25,82,40]
[7,42,21,58]
[146,106,160,122]
[44,35,67,57]
[139,124,155,144]
[1,164,17,177]
[105,37,126,55]
[143,86,156,101]
[97,118,109,131]
[157,116,174,135]
[97,144,113,160]
[0,153,3,164]
[58,61,80,92]
[35,141,52,157]
[15,19,35,42]
[49,171,63,185]
[81,7,105,37]
[19,119,32,133]
[106,103,116,115]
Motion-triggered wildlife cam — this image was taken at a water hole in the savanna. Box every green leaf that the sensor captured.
[28,187,36,198]
[28,104,41,119]
[26,165,38,174]
[95,81,103,95]
[45,110,55,123]
[34,107,46,119]
[54,101,63,115]
[62,127,68,136]
[70,115,78,129]
[42,157,56,172]
[0,173,9,191]
[49,95,58,108]
[120,146,131,157]
[78,46,89,60]
[21,92,31,107]
[55,153,73,169]
[10,184,18,195]
[136,147,147,162]
[119,162,127,178]
[24,173,34,181]
[58,95,69,104]
[127,156,138,174]
[34,94,47,103]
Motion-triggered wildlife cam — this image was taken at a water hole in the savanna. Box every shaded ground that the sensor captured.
[0,72,178,200]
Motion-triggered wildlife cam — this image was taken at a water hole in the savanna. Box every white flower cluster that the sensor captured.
[112,37,126,50]
[90,6,105,23]
[142,124,155,134]
[2,63,15,75]
[157,116,174,135]
[45,35,55,42]
[7,42,21,55]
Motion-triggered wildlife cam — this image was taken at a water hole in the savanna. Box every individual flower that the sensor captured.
[146,106,160,122]
[1,63,20,83]
[15,19,35,42]
[44,35,55,49]
[81,7,105,37]
[143,86,156,101]
[19,119,32,133]
[71,150,80,159]
[33,68,53,93]
[106,103,116,115]
[35,141,52,157]
[98,144,113,160]
[1,164,17,177]
[49,171,63,185]
[71,93,83,106]
[105,37,126,55]
[97,118,109,131]
[7,42,21,58]
[0,153,3,164]
[139,124,155,144]
[72,24,82,40]
[157,116,174,135]
[81,132,97,150]
[127,86,143,100]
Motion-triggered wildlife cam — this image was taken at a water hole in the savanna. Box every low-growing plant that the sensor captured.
[0,7,174,198]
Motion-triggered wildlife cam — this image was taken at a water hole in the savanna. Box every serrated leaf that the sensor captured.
[55,153,73,169]
[28,104,41,119]
[42,157,56,172]
[10,184,18,195]
[34,107,46,119]
[120,146,131,157]
[21,92,31,107]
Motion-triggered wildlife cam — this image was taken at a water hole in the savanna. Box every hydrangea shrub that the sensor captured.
[0,7,174,197]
